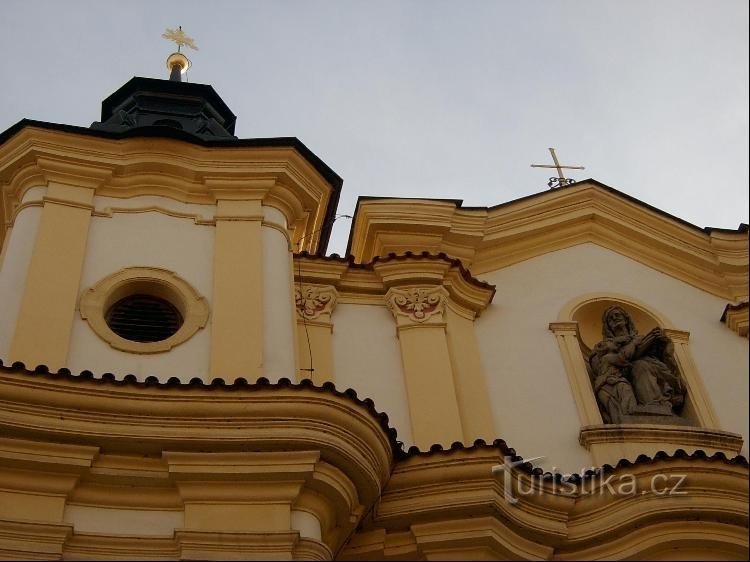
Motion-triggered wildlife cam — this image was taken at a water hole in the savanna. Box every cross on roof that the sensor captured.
[531,148,585,189]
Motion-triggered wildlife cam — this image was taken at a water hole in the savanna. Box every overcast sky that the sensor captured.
[1,0,747,255]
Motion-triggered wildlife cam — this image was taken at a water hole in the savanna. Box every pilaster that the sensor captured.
[209,198,264,381]
[374,256,495,449]
[663,328,718,429]
[385,285,463,448]
[548,321,603,427]
[164,450,333,560]
[295,284,338,384]
[9,182,94,369]
[0,437,98,559]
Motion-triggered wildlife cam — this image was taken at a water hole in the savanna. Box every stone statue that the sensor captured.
[588,306,685,424]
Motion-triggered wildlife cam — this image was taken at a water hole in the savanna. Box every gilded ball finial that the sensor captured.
[162,26,198,81]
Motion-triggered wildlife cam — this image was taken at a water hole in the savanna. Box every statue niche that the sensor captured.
[587,305,686,425]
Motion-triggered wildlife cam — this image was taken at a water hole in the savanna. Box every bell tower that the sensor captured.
[0,36,342,382]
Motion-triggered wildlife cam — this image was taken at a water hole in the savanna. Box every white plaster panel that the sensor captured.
[262,223,296,382]
[67,210,214,381]
[0,186,46,268]
[476,243,749,471]
[263,205,287,228]
[332,303,414,447]
[63,504,183,536]
[21,185,47,204]
[291,509,322,541]
[0,206,42,359]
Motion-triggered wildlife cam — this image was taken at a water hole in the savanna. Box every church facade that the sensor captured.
[0,72,747,560]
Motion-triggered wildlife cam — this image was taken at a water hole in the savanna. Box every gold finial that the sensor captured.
[162,26,198,52]
[163,26,197,81]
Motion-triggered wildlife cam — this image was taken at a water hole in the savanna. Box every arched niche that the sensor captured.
[549,293,742,466]
[559,293,673,348]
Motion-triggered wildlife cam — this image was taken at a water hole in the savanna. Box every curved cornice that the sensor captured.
[348,446,748,560]
[347,182,749,300]
[0,124,341,254]
[2,356,747,558]
[294,251,496,314]
[1,359,745,477]
[0,363,393,513]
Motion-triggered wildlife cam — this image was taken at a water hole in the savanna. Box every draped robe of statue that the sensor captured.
[588,306,685,424]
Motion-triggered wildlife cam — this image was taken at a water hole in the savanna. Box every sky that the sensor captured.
[1,0,747,255]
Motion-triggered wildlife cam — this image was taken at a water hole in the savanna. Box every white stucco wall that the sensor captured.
[63,504,183,536]
[475,243,749,471]
[332,303,415,447]
[0,186,46,360]
[262,206,296,382]
[67,196,215,381]
[67,198,298,383]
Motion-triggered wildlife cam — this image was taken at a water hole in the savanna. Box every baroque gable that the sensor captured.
[348,180,748,301]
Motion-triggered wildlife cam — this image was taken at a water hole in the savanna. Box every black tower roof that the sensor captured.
[91,77,237,139]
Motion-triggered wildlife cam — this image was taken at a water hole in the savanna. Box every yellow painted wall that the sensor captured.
[0,200,44,359]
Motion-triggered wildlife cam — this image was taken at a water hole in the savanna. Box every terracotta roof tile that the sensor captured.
[294,250,496,294]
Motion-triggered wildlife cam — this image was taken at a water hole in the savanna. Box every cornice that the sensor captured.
[579,424,744,454]
[293,251,496,317]
[1,358,747,558]
[2,357,746,479]
[721,301,749,337]
[348,182,748,300]
[62,534,179,560]
[349,446,749,560]
[0,436,98,473]
[0,519,72,558]
[554,520,749,561]
[0,361,395,512]
[0,126,339,254]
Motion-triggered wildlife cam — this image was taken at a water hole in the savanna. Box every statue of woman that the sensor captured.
[589,306,684,423]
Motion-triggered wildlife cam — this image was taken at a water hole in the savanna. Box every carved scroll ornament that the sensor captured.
[295,286,337,320]
[386,286,446,323]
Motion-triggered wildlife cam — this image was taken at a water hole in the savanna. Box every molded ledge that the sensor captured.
[580,423,744,466]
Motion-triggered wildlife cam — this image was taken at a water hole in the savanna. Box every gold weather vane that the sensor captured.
[162,26,197,81]
[531,148,585,189]
[162,26,198,52]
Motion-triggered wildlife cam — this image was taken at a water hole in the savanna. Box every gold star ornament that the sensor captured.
[162,26,198,52]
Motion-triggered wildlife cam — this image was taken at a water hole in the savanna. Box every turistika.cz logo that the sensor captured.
[492,456,687,505]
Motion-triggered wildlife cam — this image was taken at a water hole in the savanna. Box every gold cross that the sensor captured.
[530,148,584,188]
[162,26,198,52]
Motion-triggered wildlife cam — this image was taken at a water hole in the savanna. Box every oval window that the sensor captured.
[105,294,184,343]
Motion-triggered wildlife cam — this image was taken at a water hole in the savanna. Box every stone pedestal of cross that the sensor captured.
[531,148,585,189]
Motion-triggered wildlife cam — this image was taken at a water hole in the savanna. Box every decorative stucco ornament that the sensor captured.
[295,286,336,320]
[386,286,445,323]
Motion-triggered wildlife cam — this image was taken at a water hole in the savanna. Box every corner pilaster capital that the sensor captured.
[663,327,691,344]
[162,450,320,503]
[372,254,495,320]
[385,285,448,326]
[548,321,580,335]
[721,302,748,338]
[295,284,338,323]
